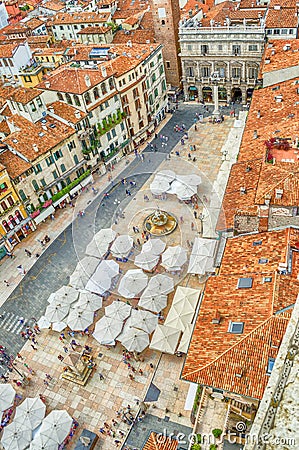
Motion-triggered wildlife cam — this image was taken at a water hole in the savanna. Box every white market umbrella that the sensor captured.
[111,235,133,258]
[177,174,201,186]
[85,272,111,295]
[50,286,79,305]
[0,384,15,412]
[40,410,72,444]
[129,309,158,334]
[75,291,103,312]
[14,397,46,430]
[146,274,174,295]
[93,316,123,345]
[96,260,119,278]
[164,302,195,332]
[118,269,148,298]
[177,324,193,353]
[161,246,187,271]
[156,169,176,182]
[67,308,94,331]
[172,286,200,307]
[150,178,170,195]
[45,302,69,323]
[30,434,58,450]
[150,324,181,354]
[142,238,166,255]
[46,293,56,304]
[120,328,149,353]
[86,228,116,259]
[69,256,99,289]
[138,293,168,313]
[171,179,197,200]
[1,422,32,450]
[134,251,160,271]
[37,315,51,330]
[105,300,132,321]
[52,321,67,332]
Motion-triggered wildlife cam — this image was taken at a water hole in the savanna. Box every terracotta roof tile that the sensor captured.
[77,25,112,34]
[143,432,178,450]
[266,7,298,28]
[0,150,32,178]
[113,29,155,44]
[51,12,110,25]
[4,114,75,161]
[41,0,65,11]
[0,86,41,104]
[47,101,87,123]
[38,65,114,94]
[0,43,19,58]
[260,40,299,75]
[182,228,299,399]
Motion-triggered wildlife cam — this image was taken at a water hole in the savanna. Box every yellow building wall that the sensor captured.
[19,70,45,88]
[0,169,27,235]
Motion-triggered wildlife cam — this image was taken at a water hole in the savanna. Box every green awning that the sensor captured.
[189,86,198,91]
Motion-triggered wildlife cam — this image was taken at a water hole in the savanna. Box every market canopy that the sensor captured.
[66,308,94,331]
[118,269,148,298]
[111,235,133,258]
[156,170,176,182]
[164,302,196,332]
[1,422,32,450]
[105,300,132,321]
[39,410,72,444]
[169,179,197,200]
[150,178,170,195]
[85,228,116,259]
[69,256,99,290]
[93,316,123,345]
[120,328,149,353]
[85,271,111,295]
[134,251,160,271]
[52,321,67,332]
[29,434,57,450]
[14,397,46,430]
[187,237,217,275]
[45,301,70,323]
[150,324,181,355]
[142,238,166,255]
[176,174,201,187]
[129,309,158,334]
[96,260,120,279]
[161,246,187,271]
[49,286,79,305]
[138,293,168,313]
[145,274,174,296]
[37,316,51,330]
[75,291,103,312]
[0,383,15,412]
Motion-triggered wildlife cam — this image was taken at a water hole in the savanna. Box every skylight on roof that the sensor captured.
[253,240,262,246]
[237,278,253,289]
[267,357,275,375]
[89,47,109,58]
[228,321,244,334]
[258,258,269,264]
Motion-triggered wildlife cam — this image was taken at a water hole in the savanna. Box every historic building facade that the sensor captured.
[179,23,265,103]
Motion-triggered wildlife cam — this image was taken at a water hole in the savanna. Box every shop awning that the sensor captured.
[80,174,93,187]
[53,194,69,208]
[69,184,82,196]
[34,205,55,225]
[189,86,198,91]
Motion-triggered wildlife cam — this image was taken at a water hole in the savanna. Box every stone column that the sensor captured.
[212,83,220,116]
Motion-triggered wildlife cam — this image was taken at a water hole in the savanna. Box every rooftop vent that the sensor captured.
[33,144,38,152]
[283,44,291,51]
[275,94,283,102]
[240,186,247,195]
[45,81,50,88]
[253,130,258,139]
[211,310,221,324]
[275,188,283,199]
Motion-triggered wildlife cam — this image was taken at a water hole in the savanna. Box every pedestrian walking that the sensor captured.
[6,251,15,259]
[180,216,184,224]
[3,280,9,287]
[17,265,26,276]
[191,222,195,231]
[17,353,23,360]
[45,373,52,380]
[19,317,25,325]
[149,363,154,369]
[25,249,32,257]
[194,211,197,219]
[63,346,68,353]
[31,344,37,351]
[138,369,143,375]
[99,373,104,380]
[43,380,49,386]
[57,355,64,361]
[51,214,55,220]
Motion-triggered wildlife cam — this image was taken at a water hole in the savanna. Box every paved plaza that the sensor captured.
[0,103,243,449]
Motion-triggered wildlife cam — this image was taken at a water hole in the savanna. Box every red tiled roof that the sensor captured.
[47,101,86,123]
[0,149,31,178]
[266,7,298,28]
[260,40,299,75]
[182,228,299,399]
[143,432,178,450]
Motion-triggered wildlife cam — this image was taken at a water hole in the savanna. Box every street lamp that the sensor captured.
[211,72,221,118]
[198,213,205,236]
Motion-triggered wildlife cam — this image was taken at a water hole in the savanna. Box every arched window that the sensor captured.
[65,93,72,105]
[84,92,91,105]
[93,87,99,100]
[57,92,64,101]
[101,83,107,95]
[19,189,27,201]
[60,164,66,172]
[32,180,39,192]
[2,220,10,232]
[15,210,23,221]
[74,154,79,165]
[8,215,16,227]
[74,95,81,106]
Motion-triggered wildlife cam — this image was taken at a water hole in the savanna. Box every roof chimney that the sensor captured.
[45,81,50,88]
[100,64,107,78]
[84,74,91,88]
[33,144,39,153]
[42,125,47,131]
[74,110,81,119]
[211,310,221,324]
[253,130,258,139]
